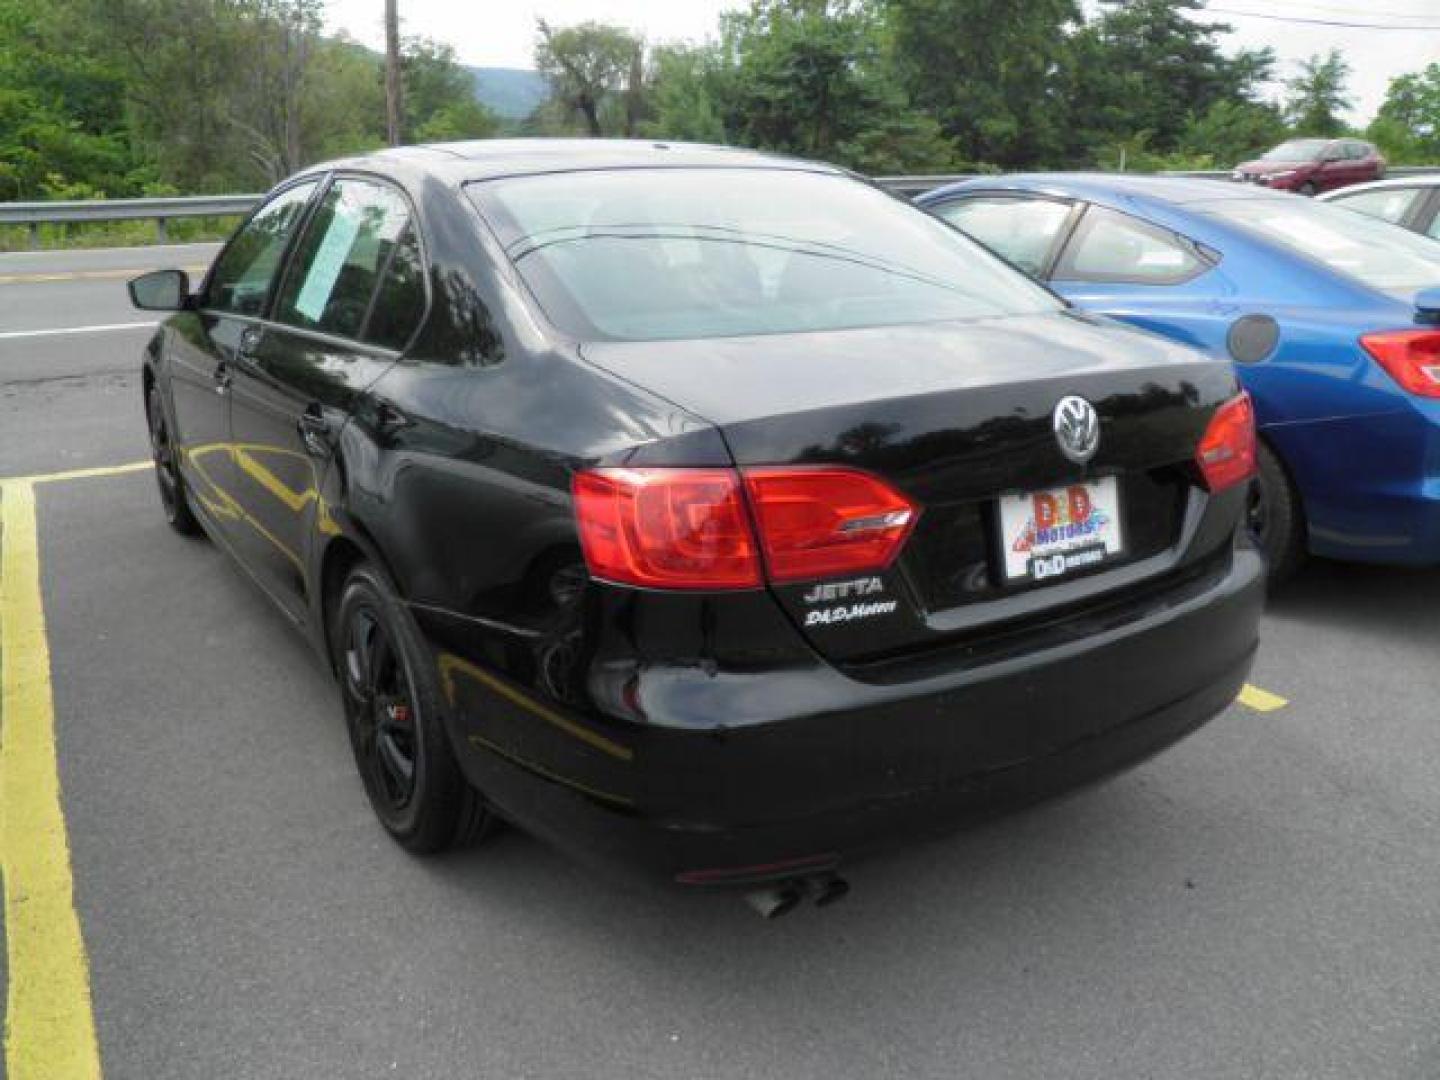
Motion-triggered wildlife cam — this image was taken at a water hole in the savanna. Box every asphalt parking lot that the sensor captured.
[4,245,1440,1079]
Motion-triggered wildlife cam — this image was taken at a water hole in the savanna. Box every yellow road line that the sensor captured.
[0,265,209,287]
[0,480,103,1079]
[1237,683,1288,713]
[1,461,150,488]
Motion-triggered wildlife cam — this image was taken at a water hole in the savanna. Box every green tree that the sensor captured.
[1285,50,1352,137]
[403,36,499,140]
[883,0,1079,168]
[714,0,957,171]
[0,0,140,197]
[1179,98,1288,165]
[1367,64,1440,163]
[534,19,643,136]
[302,34,387,161]
[1064,0,1276,163]
[642,45,727,143]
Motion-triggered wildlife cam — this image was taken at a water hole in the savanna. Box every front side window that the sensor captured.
[1203,197,1440,295]
[206,181,318,316]
[933,196,1073,277]
[467,168,1060,342]
[1329,187,1418,225]
[275,178,417,343]
[1052,206,1210,285]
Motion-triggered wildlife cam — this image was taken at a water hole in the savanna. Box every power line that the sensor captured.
[1244,0,1440,19]
[1205,6,1440,28]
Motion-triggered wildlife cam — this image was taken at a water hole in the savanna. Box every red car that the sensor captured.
[1232,138,1385,195]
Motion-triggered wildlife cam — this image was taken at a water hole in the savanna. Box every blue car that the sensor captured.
[918,174,1440,581]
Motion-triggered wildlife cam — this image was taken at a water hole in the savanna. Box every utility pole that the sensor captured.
[384,0,403,146]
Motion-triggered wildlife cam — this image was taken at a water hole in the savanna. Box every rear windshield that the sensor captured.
[1261,140,1327,163]
[1201,198,1440,295]
[467,167,1059,341]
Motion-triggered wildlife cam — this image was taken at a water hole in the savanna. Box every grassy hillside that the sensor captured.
[469,67,548,121]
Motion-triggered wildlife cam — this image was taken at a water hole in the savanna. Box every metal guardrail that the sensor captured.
[0,194,260,246]
[4,166,1440,246]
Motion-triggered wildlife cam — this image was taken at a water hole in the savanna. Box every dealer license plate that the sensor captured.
[998,477,1124,583]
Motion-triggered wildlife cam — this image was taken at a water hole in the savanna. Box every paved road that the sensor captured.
[2,246,1439,1080]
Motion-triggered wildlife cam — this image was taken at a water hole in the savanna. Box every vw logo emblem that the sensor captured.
[1053,396,1100,464]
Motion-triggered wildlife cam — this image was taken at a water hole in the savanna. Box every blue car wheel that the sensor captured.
[1251,442,1305,585]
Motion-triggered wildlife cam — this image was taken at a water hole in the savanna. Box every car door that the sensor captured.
[1329,142,1368,192]
[169,180,320,537]
[1310,143,1349,193]
[1338,142,1369,188]
[927,193,1080,279]
[225,175,428,619]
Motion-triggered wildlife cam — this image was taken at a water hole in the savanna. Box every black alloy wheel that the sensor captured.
[344,607,420,813]
[146,385,201,535]
[332,563,494,853]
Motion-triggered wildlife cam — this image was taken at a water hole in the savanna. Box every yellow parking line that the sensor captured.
[0,480,102,1080]
[2,461,149,487]
[1237,683,1288,713]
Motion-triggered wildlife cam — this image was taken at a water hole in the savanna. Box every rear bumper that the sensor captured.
[443,546,1264,885]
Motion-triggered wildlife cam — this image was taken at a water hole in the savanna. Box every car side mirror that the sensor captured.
[127,269,192,312]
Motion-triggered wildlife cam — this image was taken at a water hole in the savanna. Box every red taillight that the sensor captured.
[571,466,917,590]
[572,468,761,589]
[743,467,917,583]
[1196,392,1257,493]
[1361,330,1440,398]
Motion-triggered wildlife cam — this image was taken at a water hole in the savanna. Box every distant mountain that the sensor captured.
[469,67,548,121]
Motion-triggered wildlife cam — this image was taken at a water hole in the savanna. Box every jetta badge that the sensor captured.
[1053,396,1100,464]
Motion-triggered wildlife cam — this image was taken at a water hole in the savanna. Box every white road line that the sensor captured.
[0,322,158,341]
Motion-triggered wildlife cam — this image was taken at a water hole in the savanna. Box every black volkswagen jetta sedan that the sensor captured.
[129,140,1263,904]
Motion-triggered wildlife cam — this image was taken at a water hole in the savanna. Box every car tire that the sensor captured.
[1249,441,1305,587]
[1299,181,1317,197]
[332,562,495,854]
[145,384,202,536]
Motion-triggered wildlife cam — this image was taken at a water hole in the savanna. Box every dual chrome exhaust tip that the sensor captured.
[744,872,850,919]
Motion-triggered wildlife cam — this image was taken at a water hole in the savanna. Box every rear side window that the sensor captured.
[1330,187,1418,225]
[363,225,426,350]
[1053,206,1210,285]
[933,196,1072,277]
[275,178,419,344]
[207,181,318,316]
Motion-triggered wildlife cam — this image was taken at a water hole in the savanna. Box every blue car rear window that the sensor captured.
[1202,198,1440,296]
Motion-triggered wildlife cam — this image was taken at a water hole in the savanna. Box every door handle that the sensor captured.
[213,359,232,395]
[298,405,332,457]
[238,325,264,360]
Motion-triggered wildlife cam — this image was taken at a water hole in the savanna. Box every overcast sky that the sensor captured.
[323,0,1440,125]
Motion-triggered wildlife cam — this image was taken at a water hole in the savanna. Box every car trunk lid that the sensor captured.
[581,310,1240,663]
